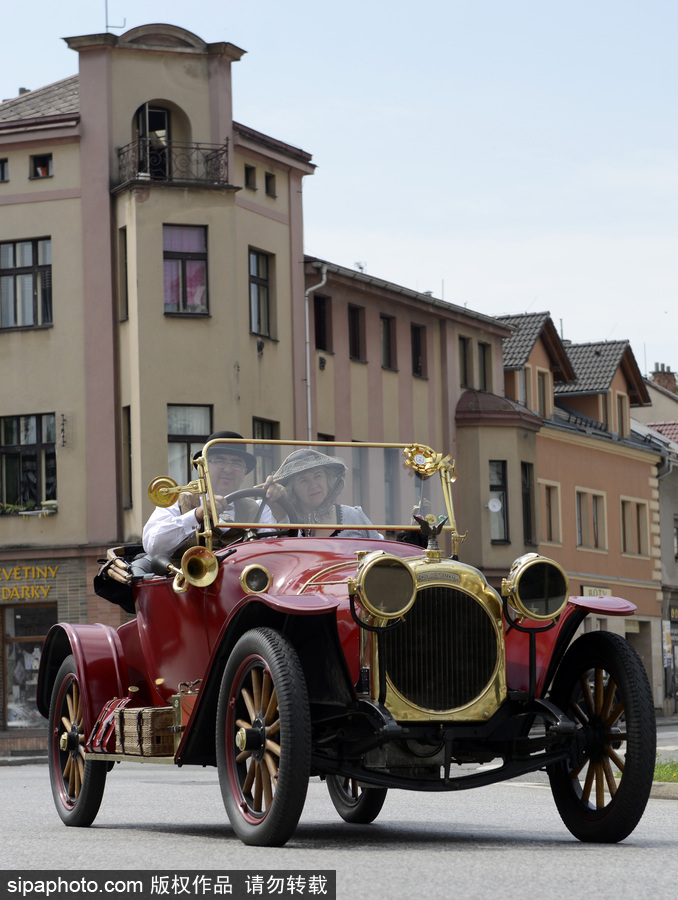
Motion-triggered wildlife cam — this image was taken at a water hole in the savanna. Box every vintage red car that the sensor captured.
[37,438,656,846]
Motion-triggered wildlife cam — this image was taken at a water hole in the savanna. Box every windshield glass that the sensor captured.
[197,439,456,541]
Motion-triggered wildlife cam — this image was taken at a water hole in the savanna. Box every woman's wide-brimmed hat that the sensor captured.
[273,448,347,484]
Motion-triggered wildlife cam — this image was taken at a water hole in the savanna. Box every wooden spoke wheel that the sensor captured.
[48,656,107,827]
[547,631,655,843]
[216,628,311,846]
[327,775,388,824]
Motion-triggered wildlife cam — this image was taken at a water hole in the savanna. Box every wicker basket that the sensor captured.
[114,706,175,757]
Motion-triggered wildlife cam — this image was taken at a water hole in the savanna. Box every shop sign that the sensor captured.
[0,565,59,601]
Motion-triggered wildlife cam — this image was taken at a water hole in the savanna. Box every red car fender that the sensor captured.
[175,591,345,763]
[505,595,637,697]
[36,623,129,736]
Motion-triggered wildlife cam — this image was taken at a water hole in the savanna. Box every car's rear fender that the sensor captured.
[36,623,129,733]
[177,595,355,766]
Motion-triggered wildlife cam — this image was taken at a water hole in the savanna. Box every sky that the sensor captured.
[1,1,677,379]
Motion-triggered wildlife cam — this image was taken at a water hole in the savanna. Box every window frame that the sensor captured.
[314,294,332,352]
[0,237,52,331]
[521,461,535,545]
[380,314,396,370]
[411,323,427,377]
[0,159,8,182]
[348,304,365,361]
[540,479,562,544]
[459,335,471,387]
[489,459,509,543]
[576,487,607,551]
[478,341,491,391]
[0,413,57,513]
[620,496,649,556]
[244,165,256,190]
[29,154,53,179]
[163,225,209,316]
[166,404,212,485]
[249,249,273,337]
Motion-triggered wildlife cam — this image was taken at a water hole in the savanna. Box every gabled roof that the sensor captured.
[645,422,678,443]
[555,340,650,406]
[0,76,79,123]
[497,311,575,382]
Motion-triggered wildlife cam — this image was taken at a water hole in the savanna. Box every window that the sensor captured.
[314,295,332,351]
[265,172,276,197]
[348,305,365,361]
[0,159,8,182]
[244,165,256,189]
[30,154,53,178]
[617,393,628,437]
[249,250,272,336]
[478,342,491,391]
[0,238,52,329]
[537,371,549,417]
[380,315,395,369]
[674,518,678,560]
[122,406,132,509]
[541,481,561,543]
[252,418,278,484]
[136,104,170,180]
[163,226,208,315]
[118,227,128,321]
[489,460,509,542]
[521,462,534,544]
[576,489,606,550]
[3,604,57,729]
[459,336,471,387]
[411,324,426,377]
[167,405,211,485]
[0,414,56,513]
[621,498,648,556]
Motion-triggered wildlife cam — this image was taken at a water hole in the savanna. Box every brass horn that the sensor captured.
[173,546,219,593]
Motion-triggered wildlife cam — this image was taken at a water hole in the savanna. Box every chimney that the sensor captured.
[651,363,677,395]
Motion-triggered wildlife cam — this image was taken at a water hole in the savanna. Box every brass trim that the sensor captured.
[366,560,507,722]
[501,553,569,621]
[239,564,272,594]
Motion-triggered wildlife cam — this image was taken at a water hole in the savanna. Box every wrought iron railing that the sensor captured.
[117,139,229,187]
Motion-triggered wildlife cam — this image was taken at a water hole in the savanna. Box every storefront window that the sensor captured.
[3,603,56,729]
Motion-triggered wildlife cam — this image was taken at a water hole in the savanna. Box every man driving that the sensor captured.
[143,431,258,560]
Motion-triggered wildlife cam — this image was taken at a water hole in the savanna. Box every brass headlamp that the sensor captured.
[501,553,569,622]
[348,552,417,621]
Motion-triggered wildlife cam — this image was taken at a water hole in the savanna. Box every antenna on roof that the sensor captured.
[105,0,126,32]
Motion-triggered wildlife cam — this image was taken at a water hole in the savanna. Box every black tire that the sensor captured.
[216,628,311,846]
[546,631,655,843]
[48,656,107,827]
[327,775,388,824]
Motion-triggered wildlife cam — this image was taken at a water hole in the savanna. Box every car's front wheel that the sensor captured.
[327,775,388,824]
[216,627,311,846]
[546,631,655,842]
[48,656,107,827]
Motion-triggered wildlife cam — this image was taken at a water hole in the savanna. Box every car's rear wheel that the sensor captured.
[216,627,311,846]
[327,775,388,824]
[48,656,107,827]
[546,631,655,842]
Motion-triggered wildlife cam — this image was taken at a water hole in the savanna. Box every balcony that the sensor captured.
[116,139,230,188]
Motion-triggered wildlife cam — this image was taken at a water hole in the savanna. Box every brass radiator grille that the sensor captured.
[381,586,499,711]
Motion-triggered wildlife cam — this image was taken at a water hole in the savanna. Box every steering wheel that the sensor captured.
[219,488,300,538]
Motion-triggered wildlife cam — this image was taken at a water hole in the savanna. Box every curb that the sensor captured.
[649,781,678,800]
